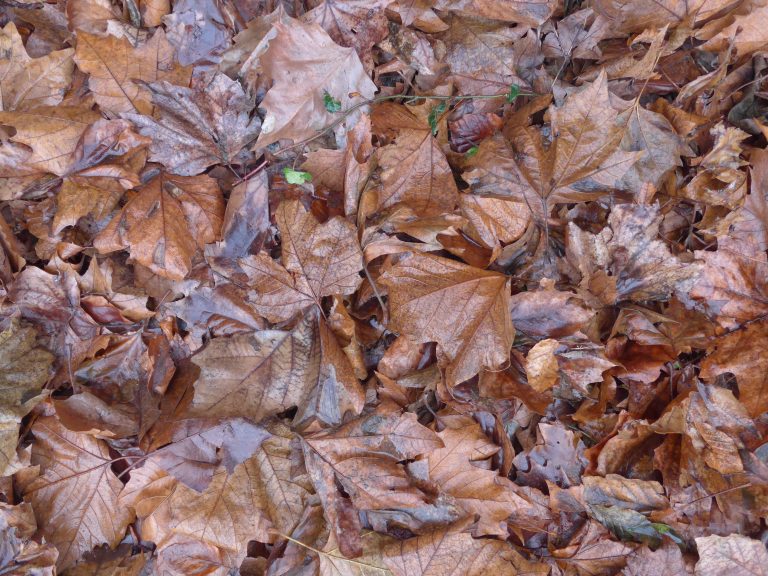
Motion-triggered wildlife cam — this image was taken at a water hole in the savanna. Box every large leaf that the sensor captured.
[242,199,363,323]
[124,73,260,176]
[695,534,768,576]
[24,416,133,570]
[380,252,514,386]
[74,29,190,115]
[0,22,73,111]
[254,15,376,148]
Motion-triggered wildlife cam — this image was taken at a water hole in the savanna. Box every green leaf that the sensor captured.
[652,523,688,549]
[506,84,520,103]
[589,505,662,548]
[323,90,342,113]
[465,146,479,158]
[282,167,313,184]
[428,101,448,136]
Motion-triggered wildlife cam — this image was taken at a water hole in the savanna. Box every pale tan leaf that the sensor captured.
[255,16,376,149]
[0,22,73,112]
[242,199,363,323]
[525,338,560,392]
[0,107,101,176]
[695,534,768,576]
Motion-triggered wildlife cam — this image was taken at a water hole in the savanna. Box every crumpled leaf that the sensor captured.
[74,29,190,115]
[162,0,231,66]
[0,502,58,576]
[255,16,376,149]
[0,321,53,476]
[380,252,514,386]
[425,415,533,537]
[566,203,700,305]
[0,22,73,112]
[124,73,260,176]
[512,422,587,490]
[241,199,363,323]
[24,415,133,570]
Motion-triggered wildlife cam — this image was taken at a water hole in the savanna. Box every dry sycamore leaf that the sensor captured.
[582,475,668,512]
[0,22,73,111]
[124,73,260,176]
[700,320,768,418]
[383,527,549,576]
[380,252,513,386]
[95,172,224,280]
[24,415,133,570]
[302,0,390,62]
[148,417,271,491]
[592,0,714,34]
[241,199,363,323]
[74,29,190,115]
[509,283,592,339]
[0,320,53,476]
[191,310,364,429]
[691,237,768,329]
[0,106,101,176]
[695,534,768,576]
[459,194,529,254]
[426,416,531,536]
[370,102,459,216]
[465,72,640,214]
[254,16,376,149]
[162,0,232,67]
[700,5,768,59]
[625,542,691,576]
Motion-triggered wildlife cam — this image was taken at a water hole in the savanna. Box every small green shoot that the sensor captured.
[465,145,479,158]
[323,90,342,113]
[428,101,448,136]
[282,167,312,184]
[506,84,520,103]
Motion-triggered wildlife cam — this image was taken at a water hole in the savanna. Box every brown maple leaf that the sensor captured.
[241,199,363,323]
[95,172,224,280]
[380,251,514,386]
[124,73,260,175]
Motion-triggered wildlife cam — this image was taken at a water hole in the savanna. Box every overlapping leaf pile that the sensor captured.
[2,0,768,574]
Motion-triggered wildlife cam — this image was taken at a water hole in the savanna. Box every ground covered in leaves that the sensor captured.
[2,0,768,574]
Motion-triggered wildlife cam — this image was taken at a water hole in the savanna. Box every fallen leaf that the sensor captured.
[0,320,53,476]
[381,252,514,386]
[95,172,224,280]
[384,527,549,576]
[24,415,133,570]
[241,199,363,323]
[255,16,376,149]
[0,22,73,111]
[74,29,190,115]
[124,73,260,176]
[695,534,768,576]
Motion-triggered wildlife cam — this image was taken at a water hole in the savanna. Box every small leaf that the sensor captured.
[506,84,520,103]
[428,101,448,136]
[323,90,342,113]
[589,505,662,548]
[282,167,313,184]
[466,145,479,157]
